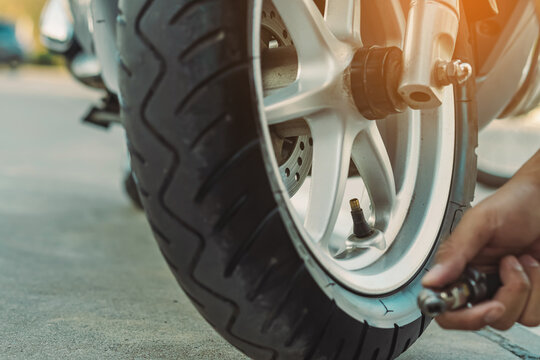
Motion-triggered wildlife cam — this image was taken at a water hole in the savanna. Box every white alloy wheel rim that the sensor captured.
[252,0,456,296]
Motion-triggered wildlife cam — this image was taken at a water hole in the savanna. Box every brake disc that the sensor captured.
[261,1,313,197]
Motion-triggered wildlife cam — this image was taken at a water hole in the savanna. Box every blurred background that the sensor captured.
[0,0,63,66]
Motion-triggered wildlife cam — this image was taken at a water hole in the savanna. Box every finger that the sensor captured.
[489,256,531,330]
[470,247,527,268]
[435,301,505,331]
[423,206,497,288]
[518,255,540,327]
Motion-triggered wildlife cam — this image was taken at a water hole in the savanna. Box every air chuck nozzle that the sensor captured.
[349,198,373,238]
[417,268,502,317]
[418,289,448,317]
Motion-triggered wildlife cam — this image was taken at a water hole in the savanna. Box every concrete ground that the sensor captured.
[0,67,539,359]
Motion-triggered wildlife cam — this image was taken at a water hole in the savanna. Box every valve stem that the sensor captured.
[349,199,373,238]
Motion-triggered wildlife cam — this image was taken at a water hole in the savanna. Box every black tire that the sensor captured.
[124,171,144,210]
[117,1,478,359]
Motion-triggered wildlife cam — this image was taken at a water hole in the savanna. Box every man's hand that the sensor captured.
[422,150,540,330]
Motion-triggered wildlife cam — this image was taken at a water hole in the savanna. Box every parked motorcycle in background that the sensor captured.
[40,0,142,209]
[40,0,540,358]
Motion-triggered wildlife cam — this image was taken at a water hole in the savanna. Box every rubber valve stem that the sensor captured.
[350,199,373,238]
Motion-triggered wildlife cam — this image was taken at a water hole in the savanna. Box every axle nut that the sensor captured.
[350,46,407,120]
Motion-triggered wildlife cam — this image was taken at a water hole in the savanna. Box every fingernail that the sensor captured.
[509,257,524,272]
[521,255,539,268]
[422,264,444,285]
[484,307,505,324]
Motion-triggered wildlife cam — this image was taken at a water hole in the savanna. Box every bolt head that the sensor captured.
[436,60,472,86]
[456,62,473,84]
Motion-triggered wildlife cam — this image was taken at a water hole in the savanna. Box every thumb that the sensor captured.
[422,206,496,288]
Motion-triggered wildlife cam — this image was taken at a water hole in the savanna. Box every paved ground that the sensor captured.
[0,67,539,359]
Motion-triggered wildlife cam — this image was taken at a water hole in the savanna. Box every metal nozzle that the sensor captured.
[418,288,448,317]
[418,268,502,317]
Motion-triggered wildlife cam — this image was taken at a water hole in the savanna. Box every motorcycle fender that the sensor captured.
[475,0,539,127]
[69,0,120,94]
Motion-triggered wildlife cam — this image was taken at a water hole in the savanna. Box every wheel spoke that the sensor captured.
[264,81,332,125]
[351,123,396,229]
[304,111,358,244]
[324,0,362,45]
[272,0,344,73]
[266,0,354,125]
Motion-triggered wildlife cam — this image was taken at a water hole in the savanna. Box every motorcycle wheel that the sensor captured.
[118,0,478,358]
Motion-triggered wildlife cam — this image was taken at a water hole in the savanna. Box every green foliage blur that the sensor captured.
[0,0,47,24]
